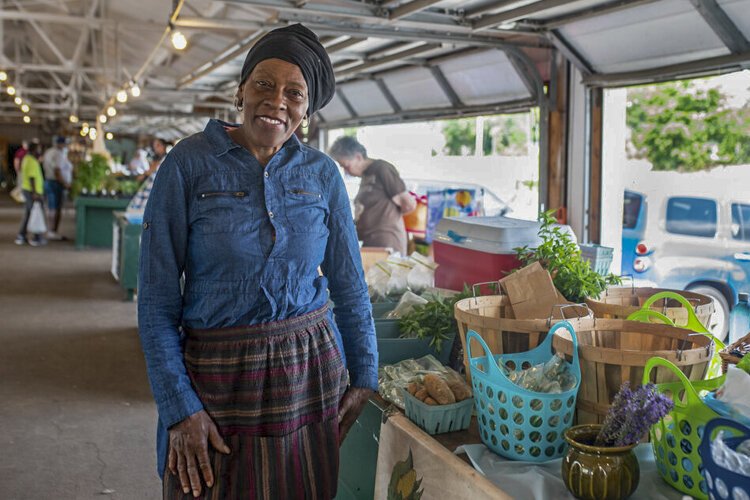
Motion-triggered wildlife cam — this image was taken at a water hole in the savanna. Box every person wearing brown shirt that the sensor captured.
[329,136,416,255]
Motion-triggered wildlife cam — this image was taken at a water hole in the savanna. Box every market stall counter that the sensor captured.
[111,211,143,301]
[75,196,131,249]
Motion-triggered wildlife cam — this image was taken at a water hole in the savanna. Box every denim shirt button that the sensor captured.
[268,211,274,219]
[264,171,269,178]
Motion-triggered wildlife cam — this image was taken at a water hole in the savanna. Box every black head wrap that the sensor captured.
[239,24,335,116]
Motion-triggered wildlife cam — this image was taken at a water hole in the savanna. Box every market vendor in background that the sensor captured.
[328,136,416,256]
[127,137,171,213]
[138,23,377,499]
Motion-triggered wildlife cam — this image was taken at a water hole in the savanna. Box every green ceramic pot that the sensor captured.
[562,424,640,500]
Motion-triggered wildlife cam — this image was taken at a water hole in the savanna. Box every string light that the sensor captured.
[99,114,107,124]
[14,96,22,105]
[106,132,114,140]
[0,71,7,81]
[116,90,128,103]
[23,116,30,123]
[107,106,117,117]
[171,30,187,50]
[21,104,29,113]
[80,128,87,137]
[88,128,98,140]
[6,85,16,96]
[69,115,79,123]
[130,82,141,98]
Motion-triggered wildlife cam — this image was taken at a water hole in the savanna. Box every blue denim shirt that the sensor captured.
[137,119,377,476]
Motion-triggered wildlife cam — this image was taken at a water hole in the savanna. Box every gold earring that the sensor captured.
[235,97,243,111]
[302,115,309,128]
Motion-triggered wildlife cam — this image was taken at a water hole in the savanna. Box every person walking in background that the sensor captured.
[42,136,72,240]
[12,139,29,177]
[15,143,46,246]
[127,138,171,213]
[328,136,416,255]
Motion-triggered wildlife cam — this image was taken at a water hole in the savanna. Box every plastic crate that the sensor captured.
[402,389,473,435]
[579,244,614,275]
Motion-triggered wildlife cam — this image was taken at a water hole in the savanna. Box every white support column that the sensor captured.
[601,88,628,274]
[566,67,589,243]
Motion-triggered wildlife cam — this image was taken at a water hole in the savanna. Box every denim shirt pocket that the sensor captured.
[282,182,329,234]
[193,190,254,234]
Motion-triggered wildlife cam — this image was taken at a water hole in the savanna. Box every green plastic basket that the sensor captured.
[643,357,726,499]
[402,389,473,435]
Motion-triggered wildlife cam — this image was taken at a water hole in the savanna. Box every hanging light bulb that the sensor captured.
[69,114,79,124]
[6,85,16,96]
[80,128,87,137]
[21,104,29,113]
[130,82,141,98]
[107,106,117,117]
[99,114,107,124]
[89,128,98,140]
[116,90,128,103]
[0,71,7,81]
[171,30,187,50]
[14,96,22,105]
[106,132,114,140]
[23,115,31,123]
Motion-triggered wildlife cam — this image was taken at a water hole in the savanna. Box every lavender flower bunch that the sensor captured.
[595,382,674,447]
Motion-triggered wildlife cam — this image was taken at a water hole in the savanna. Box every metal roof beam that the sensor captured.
[0,9,164,31]
[389,0,443,21]
[427,65,463,107]
[320,97,537,129]
[581,50,750,87]
[472,0,572,31]
[547,29,594,75]
[324,37,368,53]
[689,0,750,54]
[335,88,359,118]
[334,43,441,77]
[174,16,546,49]
[177,30,266,89]
[373,77,402,113]
[540,0,660,30]
[11,0,68,65]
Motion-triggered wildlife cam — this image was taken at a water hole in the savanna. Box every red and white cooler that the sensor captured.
[433,216,542,291]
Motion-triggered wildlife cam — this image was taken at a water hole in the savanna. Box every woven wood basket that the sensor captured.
[455,296,715,424]
[720,332,750,373]
[585,287,714,329]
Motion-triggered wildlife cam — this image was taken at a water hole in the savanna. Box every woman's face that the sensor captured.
[238,58,309,151]
[334,153,366,177]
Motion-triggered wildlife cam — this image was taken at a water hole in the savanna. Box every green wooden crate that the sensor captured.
[75,196,131,249]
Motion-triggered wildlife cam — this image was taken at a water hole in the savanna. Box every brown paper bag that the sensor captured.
[499,262,588,320]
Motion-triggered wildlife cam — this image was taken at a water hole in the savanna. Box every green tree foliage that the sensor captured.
[441,114,530,156]
[627,81,750,171]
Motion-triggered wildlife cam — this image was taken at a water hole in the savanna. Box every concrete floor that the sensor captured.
[0,194,161,499]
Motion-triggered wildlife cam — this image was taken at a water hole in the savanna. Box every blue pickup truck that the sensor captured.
[621,189,750,340]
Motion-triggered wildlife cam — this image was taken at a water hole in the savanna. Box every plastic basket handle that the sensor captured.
[626,309,676,326]
[697,417,750,467]
[642,356,703,408]
[641,291,708,333]
[541,320,580,373]
[466,330,504,379]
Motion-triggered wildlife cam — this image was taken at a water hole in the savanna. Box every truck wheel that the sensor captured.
[687,285,729,341]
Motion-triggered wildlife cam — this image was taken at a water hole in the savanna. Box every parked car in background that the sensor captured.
[622,189,750,340]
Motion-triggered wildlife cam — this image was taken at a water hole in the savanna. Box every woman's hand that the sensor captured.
[338,387,374,445]
[168,410,231,497]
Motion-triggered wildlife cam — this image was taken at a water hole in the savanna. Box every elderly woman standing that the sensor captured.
[138,24,377,499]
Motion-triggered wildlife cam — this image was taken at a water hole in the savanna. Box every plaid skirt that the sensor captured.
[163,307,347,500]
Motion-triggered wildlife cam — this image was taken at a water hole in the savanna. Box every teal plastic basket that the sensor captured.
[467,322,581,462]
[402,389,473,435]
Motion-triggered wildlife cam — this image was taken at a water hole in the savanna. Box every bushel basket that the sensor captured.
[585,287,714,330]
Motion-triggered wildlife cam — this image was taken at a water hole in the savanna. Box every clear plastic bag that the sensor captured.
[28,201,47,234]
[378,355,463,409]
[386,291,428,319]
[504,353,577,394]
[406,252,437,294]
[385,255,414,297]
[366,261,393,301]
[711,431,750,477]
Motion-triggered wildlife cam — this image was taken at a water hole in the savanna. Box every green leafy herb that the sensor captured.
[515,210,621,303]
[398,288,473,352]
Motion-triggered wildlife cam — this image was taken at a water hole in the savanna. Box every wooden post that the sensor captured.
[588,88,603,243]
[547,53,569,221]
